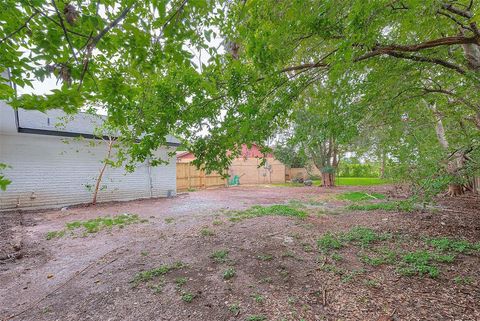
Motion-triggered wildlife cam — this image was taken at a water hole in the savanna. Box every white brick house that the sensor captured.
[0,102,179,211]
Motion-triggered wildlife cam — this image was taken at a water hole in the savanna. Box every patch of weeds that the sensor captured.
[320,263,344,275]
[337,191,386,202]
[256,254,273,261]
[46,230,65,240]
[211,250,229,263]
[223,268,236,280]
[251,293,265,304]
[453,276,474,285]
[229,205,307,222]
[228,303,240,316]
[246,316,266,321]
[341,269,365,283]
[348,200,414,212]
[281,251,295,258]
[307,199,325,206]
[164,217,175,224]
[212,219,223,226]
[331,252,343,261]
[288,199,307,208]
[131,261,185,286]
[317,232,343,252]
[150,278,165,294]
[302,243,314,252]
[360,247,397,266]
[187,188,196,192]
[343,227,390,247]
[428,237,478,254]
[200,228,215,236]
[433,253,456,263]
[363,279,379,287]
[397,251,441,278]
[141,251,149,257]
[259,277,272,284]
[181,291,195,303]
[64,213,144,234]
[175,277,187,287]
[278,266,290,278]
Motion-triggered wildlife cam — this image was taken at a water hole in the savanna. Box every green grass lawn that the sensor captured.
[315,177,390,186]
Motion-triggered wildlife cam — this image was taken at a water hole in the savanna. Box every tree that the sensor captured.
[2,1,480,196]
[273,140,307,169]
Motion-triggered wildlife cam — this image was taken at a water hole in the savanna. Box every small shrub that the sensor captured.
[165,217,175,224]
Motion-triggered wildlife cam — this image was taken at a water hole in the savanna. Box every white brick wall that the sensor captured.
[0,104,177,211]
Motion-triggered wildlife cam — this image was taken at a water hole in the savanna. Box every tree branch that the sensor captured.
[423,87,479,111]
[442,3,473,18]
[355,36,479,62]
[51,0,78,63]
[78,4,135,90]
[90,3,135,47]
[385,51,466,75]
[25,3,89,38]
[0,11,39,44]
[437,10,473,31]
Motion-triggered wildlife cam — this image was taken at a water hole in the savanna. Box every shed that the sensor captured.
[0,101,179,211]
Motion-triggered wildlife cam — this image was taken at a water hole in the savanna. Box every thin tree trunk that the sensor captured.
[92,138,114,205]
[380,151,386,179]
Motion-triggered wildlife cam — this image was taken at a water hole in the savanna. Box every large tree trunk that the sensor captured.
[429,102,465,196]
[321,171,335,187]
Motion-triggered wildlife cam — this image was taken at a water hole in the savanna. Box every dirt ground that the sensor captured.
[0,185,479,321]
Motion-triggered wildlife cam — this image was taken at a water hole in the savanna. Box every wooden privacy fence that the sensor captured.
[229,157,285,184]
[176,162,226,191]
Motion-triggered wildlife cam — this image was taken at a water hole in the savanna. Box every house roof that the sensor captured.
[15,108,180,146]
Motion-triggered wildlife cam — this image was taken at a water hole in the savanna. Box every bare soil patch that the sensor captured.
[1,185,478,321]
